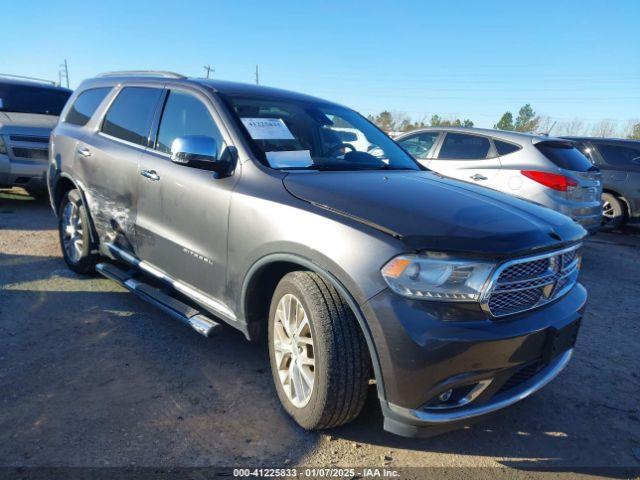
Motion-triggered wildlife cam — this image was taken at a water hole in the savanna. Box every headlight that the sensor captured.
[381,254,495,301]
[0,135,6,155]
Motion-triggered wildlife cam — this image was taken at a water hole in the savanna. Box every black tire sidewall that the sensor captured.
[268,274,328,429]
[58,189,97,273]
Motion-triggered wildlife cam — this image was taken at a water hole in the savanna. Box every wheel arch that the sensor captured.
[240,253,387,401]
[602,188,631,217]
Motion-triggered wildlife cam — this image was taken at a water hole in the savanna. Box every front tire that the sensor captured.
[601,192,626,231]
[58,189,99,274]
[268,271,370,430]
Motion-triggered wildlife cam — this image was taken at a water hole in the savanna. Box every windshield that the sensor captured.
[221,95,421,171]
[0,82,71,116]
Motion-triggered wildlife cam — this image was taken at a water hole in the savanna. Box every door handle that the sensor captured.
[470,173,488,181]
[140,169,160,181]
[77,147,92,157]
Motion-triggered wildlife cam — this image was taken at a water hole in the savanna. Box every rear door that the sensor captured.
[427,132,502,188]
[591,141,640,208]
[75,85,163,251]
[135,86,238,304]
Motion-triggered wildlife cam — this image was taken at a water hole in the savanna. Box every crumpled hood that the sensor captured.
[283,170,586,257]
[0,112,58,135]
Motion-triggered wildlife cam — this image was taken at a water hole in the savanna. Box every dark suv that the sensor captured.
[48,71,587,437]
[562,137,640,230]
[0,76,72,195]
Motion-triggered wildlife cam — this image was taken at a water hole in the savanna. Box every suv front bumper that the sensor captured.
[361,283,587,437]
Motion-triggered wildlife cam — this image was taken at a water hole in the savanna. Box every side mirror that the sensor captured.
[170,135,232,177]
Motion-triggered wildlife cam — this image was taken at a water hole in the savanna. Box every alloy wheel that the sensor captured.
[273,294,316,407]
[602,200,614,224]
[61,201,84,262]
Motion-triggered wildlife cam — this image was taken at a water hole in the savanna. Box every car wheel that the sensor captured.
[601,193,626,231]
[58,189,99,273]
[268,271,370,430]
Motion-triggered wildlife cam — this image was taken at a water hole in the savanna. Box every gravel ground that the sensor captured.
[1,188,639,478]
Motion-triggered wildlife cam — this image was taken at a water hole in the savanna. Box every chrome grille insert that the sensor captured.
[482,244,582,318]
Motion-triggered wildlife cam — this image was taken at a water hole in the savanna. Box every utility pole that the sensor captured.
[204,65,214,79]
[59,59,69,88]
[255,65,259,85]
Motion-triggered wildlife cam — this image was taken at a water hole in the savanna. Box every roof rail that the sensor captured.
[0,73,58,86]
[96,70,186,79]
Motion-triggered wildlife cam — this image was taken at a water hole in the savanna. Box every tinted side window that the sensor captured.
[597,144,640,167]
[438,133,490,160]
[398,132,439,159]
[156,90,224,155]
[535,141,593,172]
[494,139,521,156]
[65,87,111,126]
[101,87,162,146]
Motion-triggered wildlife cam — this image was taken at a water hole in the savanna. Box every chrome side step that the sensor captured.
[96,262,222,337]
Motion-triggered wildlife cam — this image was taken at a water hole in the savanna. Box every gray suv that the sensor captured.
[48,71,587,437]
[0,76,72,194]
[562,137,640,230]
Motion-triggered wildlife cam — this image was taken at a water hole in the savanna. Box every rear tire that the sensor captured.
[58,189,99,274]
[601,193,626,231]
[268,271,370,430]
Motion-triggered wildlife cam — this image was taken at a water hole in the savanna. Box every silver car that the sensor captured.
[0,75,72,195]
[396,127,602,233]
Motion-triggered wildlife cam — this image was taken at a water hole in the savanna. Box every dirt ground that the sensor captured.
[1,188,639,478]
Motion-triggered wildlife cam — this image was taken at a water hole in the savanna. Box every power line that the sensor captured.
[204,65,214,79]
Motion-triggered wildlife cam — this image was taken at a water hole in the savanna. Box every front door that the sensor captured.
[135,87,238,304]
[427,132,502,189]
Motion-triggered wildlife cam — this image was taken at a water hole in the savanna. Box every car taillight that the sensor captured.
[521,170,577,191]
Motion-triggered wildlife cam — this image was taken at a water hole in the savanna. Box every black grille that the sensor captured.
[9,135,49,144]
[485,246,581,317]
[497,359,545,395]
[11,147,48,160]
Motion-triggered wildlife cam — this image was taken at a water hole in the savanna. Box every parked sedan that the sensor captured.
[396,127,602,233]
[561,137,640,230]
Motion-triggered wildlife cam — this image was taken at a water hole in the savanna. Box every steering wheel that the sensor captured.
[325,143,356,157]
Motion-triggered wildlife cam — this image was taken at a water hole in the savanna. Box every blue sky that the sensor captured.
[2,0,639,128]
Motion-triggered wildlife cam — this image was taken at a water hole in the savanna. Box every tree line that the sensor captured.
[367,105,640,140]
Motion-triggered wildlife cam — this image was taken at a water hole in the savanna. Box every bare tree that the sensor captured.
[590,119,618,138]
[558,118,586,136]
[622,119,640,139]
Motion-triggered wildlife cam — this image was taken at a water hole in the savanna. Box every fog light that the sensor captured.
[438,389,453,402]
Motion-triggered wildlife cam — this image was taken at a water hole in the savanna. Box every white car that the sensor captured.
[396,127,603,234]
[329,127,373,152]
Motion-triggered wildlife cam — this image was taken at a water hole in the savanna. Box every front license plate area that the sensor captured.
[543,319,580,363]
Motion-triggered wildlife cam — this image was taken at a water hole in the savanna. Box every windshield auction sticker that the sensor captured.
[241,118,295,140]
